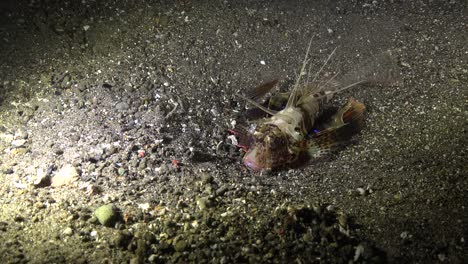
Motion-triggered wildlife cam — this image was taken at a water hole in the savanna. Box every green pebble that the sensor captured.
[117,168,126,176]
[94,204,119,227]
[196,197,207,211]
[174,240,187,252]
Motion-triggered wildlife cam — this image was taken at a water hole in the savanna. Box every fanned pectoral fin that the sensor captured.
[307,127,347,158]
[247,79,279,100]
[237,94,278,116]
[241,79,281,119]
[307,98,366,157]
[244,92,290,120]
[327,97,366,130]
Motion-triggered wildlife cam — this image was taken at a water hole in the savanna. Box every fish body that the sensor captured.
[242,96,365,171]
[236,43,398,171]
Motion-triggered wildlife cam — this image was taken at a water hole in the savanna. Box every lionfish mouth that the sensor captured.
[242,148,264,171]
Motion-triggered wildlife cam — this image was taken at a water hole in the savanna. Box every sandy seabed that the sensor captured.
[0,1,466,263]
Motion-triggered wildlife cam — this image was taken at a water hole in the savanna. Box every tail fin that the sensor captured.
[306,98,365,157]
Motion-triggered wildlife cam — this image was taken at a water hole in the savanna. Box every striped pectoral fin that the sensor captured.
[306,140,330,158]
[307,98,366,157]
[326,97,366,131]
[339,97,366,132]
[307,126,347,157]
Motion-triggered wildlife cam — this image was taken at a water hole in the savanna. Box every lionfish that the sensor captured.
[232,41,398,171]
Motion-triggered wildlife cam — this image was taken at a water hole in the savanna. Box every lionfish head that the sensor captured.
[243,126,293,170]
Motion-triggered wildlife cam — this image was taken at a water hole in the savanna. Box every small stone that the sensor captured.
[356,188,366,196]
[138,203,151,212]
[215,186,228,196]
[138,158,147,170]
[61,74,71,88]
[94,204,120,227]
[0,222,8,232]
[200,173,213,184]
[400,231,409,239]
[190,220,199,229]
[107,146,118,155]
[116,102,130,111]
[54,149,64,155]
[129,159,138,168]
[174,240,187,252]
[34,202,46,209]
[158,164,168,174]
[14,130,28,140]
[204,185,213,195]
[196,197,207,211]
[66,214,75,222]
[33,168,51,187]
[354,244,365,261]
[63,227,73,236]
[227,135,238,146]
[148,255,158,262]
[14,216,25,222]
[302,232,313,242]
[11,139,27,147]
[117,167,127,176]
[114,231,133,248]
[10,147,29,156]
[338,214,348,227]
[51,164,79,187]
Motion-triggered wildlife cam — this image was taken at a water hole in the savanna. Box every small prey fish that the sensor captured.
[232,41,398,171]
